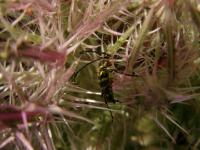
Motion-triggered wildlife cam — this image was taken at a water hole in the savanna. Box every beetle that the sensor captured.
[70,50,139,120]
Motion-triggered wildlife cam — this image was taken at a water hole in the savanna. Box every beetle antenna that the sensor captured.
[70,58,102,82]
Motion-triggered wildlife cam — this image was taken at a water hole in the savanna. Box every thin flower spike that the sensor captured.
[59,0,131,52]
[152,116,176,143]
[127,8,155,74]
[0,136,15,149]
[15,132,34,150]
[0,64,29,102]
[162,111,188,134]
[107,25,135,55]
[48,105,94,124]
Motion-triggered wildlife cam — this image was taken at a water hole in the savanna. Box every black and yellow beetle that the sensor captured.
[98,59,116,104]
[70,50,138,120]
[71,51,122,102]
